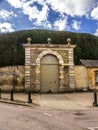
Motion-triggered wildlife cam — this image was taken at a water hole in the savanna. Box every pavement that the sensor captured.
[0,92,97,110]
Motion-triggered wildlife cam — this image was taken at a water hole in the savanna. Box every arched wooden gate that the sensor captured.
[40,54,59,93]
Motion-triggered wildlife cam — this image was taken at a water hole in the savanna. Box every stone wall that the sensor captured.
[2,65,97,92]
[75,66,88,90]
[0,66,24,92]
[87,68,98,90]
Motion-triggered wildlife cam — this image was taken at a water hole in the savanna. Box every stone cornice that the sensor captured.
[23,44,76,49]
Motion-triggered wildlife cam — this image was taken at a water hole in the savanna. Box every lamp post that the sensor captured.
[10,48,16,101]
[12,48,16,90]
[93,89,98,106]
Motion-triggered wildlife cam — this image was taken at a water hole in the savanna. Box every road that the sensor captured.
[0,103,98,130]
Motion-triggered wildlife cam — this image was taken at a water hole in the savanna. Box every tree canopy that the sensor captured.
[0,29,98,66]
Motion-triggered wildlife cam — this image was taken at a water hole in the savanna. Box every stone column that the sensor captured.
[68,48,75,89]
[59,65,65,91]
[25,48,31,90]
[35,65,40,91]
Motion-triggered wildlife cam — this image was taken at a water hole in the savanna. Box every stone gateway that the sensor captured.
[23,38,76,93]
[1,38,98,92]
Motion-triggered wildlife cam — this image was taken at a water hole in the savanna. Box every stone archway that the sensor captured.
[23,43,76,92]
[35,50,64,92]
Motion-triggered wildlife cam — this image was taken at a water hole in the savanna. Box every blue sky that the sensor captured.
[0,0,98,36]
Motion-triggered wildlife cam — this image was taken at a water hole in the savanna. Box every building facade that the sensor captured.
[80,60,98,90]
[23,38,76,92]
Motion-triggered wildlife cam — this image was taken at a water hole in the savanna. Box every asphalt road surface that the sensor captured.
[0,103,98,130]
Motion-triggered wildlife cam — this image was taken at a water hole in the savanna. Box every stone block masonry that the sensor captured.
[0,66,24,92]
[23,38,76,93]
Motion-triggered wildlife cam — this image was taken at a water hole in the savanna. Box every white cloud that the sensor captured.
[6,0,22,8]
[7,0,49,26]
[47,0,95,17]
[6,0,96,18]
[94,29,98,36]
[72,20,81,30]
[53,17,69,30]
[0,22,15,33]
[7,0,45,8]
[33,20,52,29]
[23,3,49,23]
[0,9,17,20]
[6,0,97,33]
[91,6,98,20]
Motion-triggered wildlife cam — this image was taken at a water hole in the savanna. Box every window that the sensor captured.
[95,73,98,85]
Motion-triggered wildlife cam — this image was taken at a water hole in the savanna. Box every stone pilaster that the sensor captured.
[35,65,40,91]
[68,48,74,65]
[68,48,75,89]
[69,66,75,89]
[25,48,31,90]
[25,48,31,65]
[59,65,65,91]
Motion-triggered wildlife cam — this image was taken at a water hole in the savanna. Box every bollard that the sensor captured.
[93,90,97,106]
[0,88,1,98]
[10,89,14,101]
[28,90,32,103]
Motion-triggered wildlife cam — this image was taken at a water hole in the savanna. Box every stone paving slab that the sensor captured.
[0,92,97,110]
[40,94,88,110]
[64,92,94,107]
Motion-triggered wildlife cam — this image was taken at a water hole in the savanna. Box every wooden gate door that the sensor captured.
[40,54,59,93]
